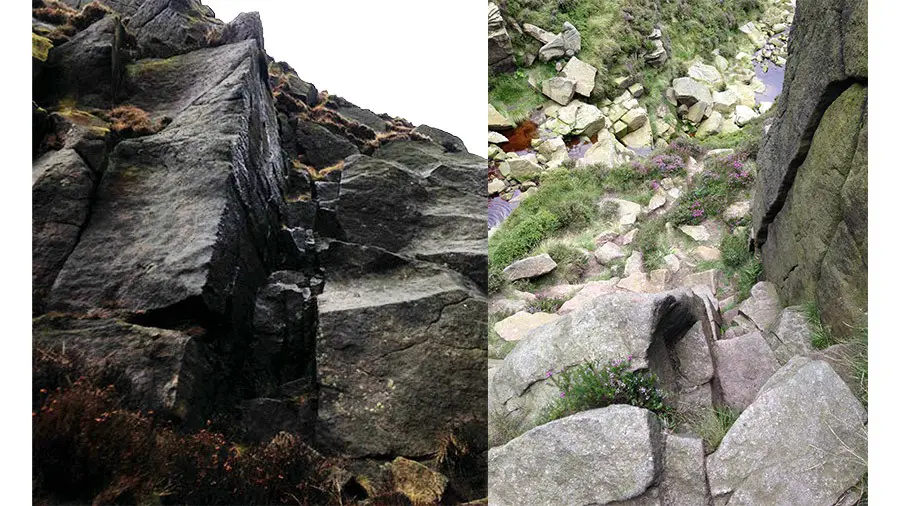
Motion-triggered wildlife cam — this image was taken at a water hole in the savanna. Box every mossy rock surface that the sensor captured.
[33,33,53,61]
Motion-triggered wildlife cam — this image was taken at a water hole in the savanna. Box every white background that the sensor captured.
[205,0,486,156]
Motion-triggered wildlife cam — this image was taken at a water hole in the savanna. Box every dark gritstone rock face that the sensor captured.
[752,0,867,338]
[32,1,486,502]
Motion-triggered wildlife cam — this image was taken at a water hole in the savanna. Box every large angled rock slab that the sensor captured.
[707,357,867,505]
[661,434,710,505]
[128,0,225,58]
[374,141,488,289]
[765,306,815,364]
[48,41,285,324]
[32,139,101,313]
[489,289,706,425]
[33,315,211,420]
[753,0,867,237]
[712,331,780,412]
[488,406,663,506]
[315,265,486,458]
[737,281,782,331]
[34,15,122,108]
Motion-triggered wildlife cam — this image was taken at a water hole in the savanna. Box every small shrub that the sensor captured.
[106,105,161,138]
[539,357,675,427]
[693,407,739,453]
[72,1,112,31]
[802,301,838,350]
[720,229,750,269]
[597,200,620,223]
[636,217,668,271]
[525,294,568,314]
[736,257,762,301]
[488,265,507,294]
[542,242,588,283]
[489,209,560,268]
[33,0,77,25]
[670,152,754,226]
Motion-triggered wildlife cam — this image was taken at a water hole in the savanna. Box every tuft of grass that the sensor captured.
[693,407,739,453]
[538,357,676,428]
[635,217,668,272]
[538,241,588,284]
[721,228,751,269]
[524,294,569,314]
[106,105,161,138]
[802,301,838,350]
[736,256,762,302]
[488,310,519,359]
[489,209,560,270]
[489,409,528,448]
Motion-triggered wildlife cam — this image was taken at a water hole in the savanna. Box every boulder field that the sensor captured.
[32,0,486,502]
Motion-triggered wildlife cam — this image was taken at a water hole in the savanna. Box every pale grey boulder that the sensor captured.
[712,331,780,412]
[488,406,663,506]
[707,357,867,506]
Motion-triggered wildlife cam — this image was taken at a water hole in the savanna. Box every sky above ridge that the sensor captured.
[204,1,485,156]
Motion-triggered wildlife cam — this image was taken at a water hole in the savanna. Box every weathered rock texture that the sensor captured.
[752,0,867,338]
[32,1,487,501]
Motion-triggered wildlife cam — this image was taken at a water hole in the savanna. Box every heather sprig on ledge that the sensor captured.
[538,357,675,427]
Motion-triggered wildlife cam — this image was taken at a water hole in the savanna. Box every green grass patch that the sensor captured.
[721,228,751,269]
[488,65,555,123]
[802,301,838,350]
[488,310,519,360]
[670,152,755,226]
[736,256,762,301]
[692,407,739,453]
[538,357,676,428]
[634,217,668,272]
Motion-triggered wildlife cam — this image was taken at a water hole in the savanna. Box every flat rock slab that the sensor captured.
[712,331,780,412]
[489,406,663,505]
[661,434,711,506]
[738,281,782,331]
[33,315,210,420]
[765,306,815,364]
[558,279,620,315]
[707,357,867,505]
[679,269,722,294]
[316,267,486,458]
[503,253,557,281]
[493,311,560,342]
[680,225,711,242]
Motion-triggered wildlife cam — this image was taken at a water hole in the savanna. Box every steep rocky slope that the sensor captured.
[32,1,486,503]
[485,0,867,504]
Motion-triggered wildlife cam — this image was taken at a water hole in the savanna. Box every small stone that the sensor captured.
[594,242,626,264]
[694,246,721,261]
[724,201,751,221]
[503,253,558,281]
[622,229,637,245]
[488,131,509,144]
[648,192,667,212]
[488,179,506,194]
[624,251,645,276]
[664,254,681,273]
[679,225,710,242]
[542,76,577,105]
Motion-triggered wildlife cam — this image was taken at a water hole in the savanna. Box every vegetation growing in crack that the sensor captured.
[538,356,675,428]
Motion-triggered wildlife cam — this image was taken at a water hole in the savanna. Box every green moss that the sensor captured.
[125,56,179,78]
[33,33,53,62]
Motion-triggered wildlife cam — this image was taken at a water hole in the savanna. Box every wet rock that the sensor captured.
[128,0,225,58]
[316,265,486,458]
[47,41,285,322]
[33,315,211,420]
